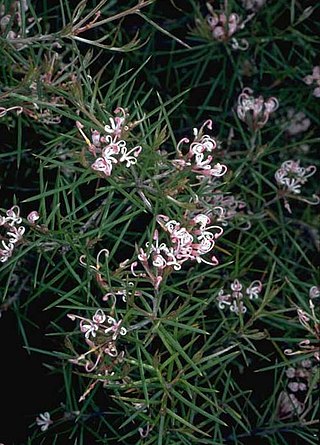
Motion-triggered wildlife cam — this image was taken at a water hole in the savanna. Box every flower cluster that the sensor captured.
[0,206,39,263]
[286,359,316,393]
[0,0,29,43]
[284,298,320,362]
[237,87,279,130]
[207,10,241,42]
[205,4,251,51]
[67,309,127,395]
[136,214,224,289]
[216,278,262,314]
[274,160,317,196]
[76,108,142,178]
[283,108,311,137]
[276,390,304,420]
[277,358,318,420]
[303,66,320,98]
[201,192,248,228]
[172,120,227,181]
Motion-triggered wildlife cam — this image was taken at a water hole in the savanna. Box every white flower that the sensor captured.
[104,116,124,138]
[119,145,142,167]
[7,225,25,244]
[4,205,22,226]
[246,280,262,299]
[36,412,52,431]
[0,241,14,262]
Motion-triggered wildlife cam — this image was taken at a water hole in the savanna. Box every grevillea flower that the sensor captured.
[204,3,251,50]
[0,205,37,263]
[137,213,224,289]
[76,110,142,178]
[104,107,128,140]
[275,160,317,195]
[237,87,279,130]
[172,120,227,181]
[284,298,320,362]
[67,309,127,379]
[207,11,241,42]
[91,157,114,177]
[217,278,263,314]
[27,211,40,224]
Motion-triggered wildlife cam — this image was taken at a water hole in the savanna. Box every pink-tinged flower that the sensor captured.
[137,213,224,289]
[194,192,248,228]
[204,4,251,50]
[36,412,53,431]
[80,319,99,339]
[0,242,14,263]
[91,129,101,146]
[27,211,40,224]
[67,309,127,389]
[91,157,113,177]
[231,279,243,293]
[237,87,279,130]
[275,160,317,195]
[217,289,232,310]
[276,391,304,419]
[207,11,240,42]
[217,278,262,314]
[3,205,22,226]
[92,309,106,324]
[104,116,124,138]
[76,109,141,179]
[104,108,127,140]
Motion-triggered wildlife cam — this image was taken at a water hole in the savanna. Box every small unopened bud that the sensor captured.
[27,211,40,224]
